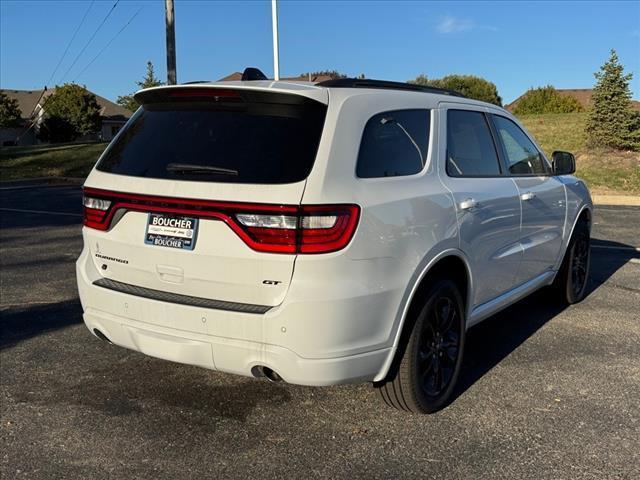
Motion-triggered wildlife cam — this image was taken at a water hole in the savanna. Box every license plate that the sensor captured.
[145,213,198,250]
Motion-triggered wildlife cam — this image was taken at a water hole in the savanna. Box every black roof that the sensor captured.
[316,78,466,98]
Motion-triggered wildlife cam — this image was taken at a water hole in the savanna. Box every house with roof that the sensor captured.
[0,87,132,147]
[505,88,640,112]
[218,72,341,83]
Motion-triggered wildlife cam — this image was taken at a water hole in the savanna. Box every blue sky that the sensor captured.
[1,0,639,104]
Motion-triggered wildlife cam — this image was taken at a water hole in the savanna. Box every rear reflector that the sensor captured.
[82,188,359,254]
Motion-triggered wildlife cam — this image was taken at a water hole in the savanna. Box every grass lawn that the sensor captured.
[0,142,107,181]
[519,112,640,195]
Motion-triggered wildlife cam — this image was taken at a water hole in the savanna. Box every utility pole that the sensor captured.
[165,0,177,85]
[271,0,280,80]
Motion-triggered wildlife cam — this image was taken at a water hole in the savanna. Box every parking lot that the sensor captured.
[1,183,639,479]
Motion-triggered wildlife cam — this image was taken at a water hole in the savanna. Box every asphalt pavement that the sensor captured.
[1,184,639,479]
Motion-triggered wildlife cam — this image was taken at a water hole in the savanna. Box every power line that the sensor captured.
[73,6,144,82]
[46,1,95,87]
[59,0,120,83]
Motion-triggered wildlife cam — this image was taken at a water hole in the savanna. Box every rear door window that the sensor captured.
[356,109,430,178]
[446,110,502,177]
[97,90,327,184]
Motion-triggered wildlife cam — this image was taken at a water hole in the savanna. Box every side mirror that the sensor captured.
[552,151,576,175]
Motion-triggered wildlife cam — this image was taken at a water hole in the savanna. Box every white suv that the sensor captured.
[77,74,592,413]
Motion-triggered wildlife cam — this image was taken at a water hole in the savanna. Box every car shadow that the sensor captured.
[0,299,83,350]
[453,238,639,402]
[586,238,639,295]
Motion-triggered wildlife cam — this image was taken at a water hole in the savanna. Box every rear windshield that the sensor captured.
[97,90,327,184]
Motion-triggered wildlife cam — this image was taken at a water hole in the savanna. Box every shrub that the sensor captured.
[409,74,502,106]
[39,84,101,143]
[39,116,77,143]
[299,70,348,80]
[0,91,22,128]
[513,86,584,115]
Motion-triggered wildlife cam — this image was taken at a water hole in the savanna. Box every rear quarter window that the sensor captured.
[356,109,430,178]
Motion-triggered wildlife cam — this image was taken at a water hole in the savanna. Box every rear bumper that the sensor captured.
[76,247,392,386]
[81,308,388,386]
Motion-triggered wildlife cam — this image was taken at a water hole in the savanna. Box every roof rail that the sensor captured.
[315,78,466,98]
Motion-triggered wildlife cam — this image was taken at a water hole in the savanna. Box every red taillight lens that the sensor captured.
[233,205,359,253]
[298,205,360,254]
[82,188,360,254]
[235,214,298,253]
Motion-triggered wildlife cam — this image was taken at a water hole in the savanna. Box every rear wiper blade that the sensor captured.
[166,163,238,176]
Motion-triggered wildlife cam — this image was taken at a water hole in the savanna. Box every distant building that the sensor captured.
[0,87,131,147]
[506,88,640,112]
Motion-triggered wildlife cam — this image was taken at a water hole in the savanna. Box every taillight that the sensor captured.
[235,214,298,252]
[83,194,111,230]
[299,205,359,254]
[82,188,359,254]
[234,205,359,254]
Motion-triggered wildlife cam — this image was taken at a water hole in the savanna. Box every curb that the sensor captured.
[592,195,640,207]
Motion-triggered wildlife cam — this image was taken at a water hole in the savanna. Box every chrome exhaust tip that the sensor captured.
[252,366,283,382]
[93,328,112,344]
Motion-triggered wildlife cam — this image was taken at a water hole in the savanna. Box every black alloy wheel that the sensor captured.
[554,221,591,304]
[376,279,466,413]
[569,232,590,299]
[418,295,461,398]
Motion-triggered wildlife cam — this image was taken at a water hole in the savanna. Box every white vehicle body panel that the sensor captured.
[77,80,592,386]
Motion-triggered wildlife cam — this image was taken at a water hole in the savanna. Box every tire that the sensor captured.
[553,221,591,305]
[375,279,466,414]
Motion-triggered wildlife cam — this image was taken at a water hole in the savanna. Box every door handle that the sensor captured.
[521,192,536,201]
[459,198,478,210]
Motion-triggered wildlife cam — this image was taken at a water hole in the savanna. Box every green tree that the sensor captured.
[0,91,23,128]
[39,84,101,143]
[409,74,502,106]
[117,61,164,112]
[586,49,639,150]
[513,86,584,115]
[300,70,348,80]
[410,74,430,86]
